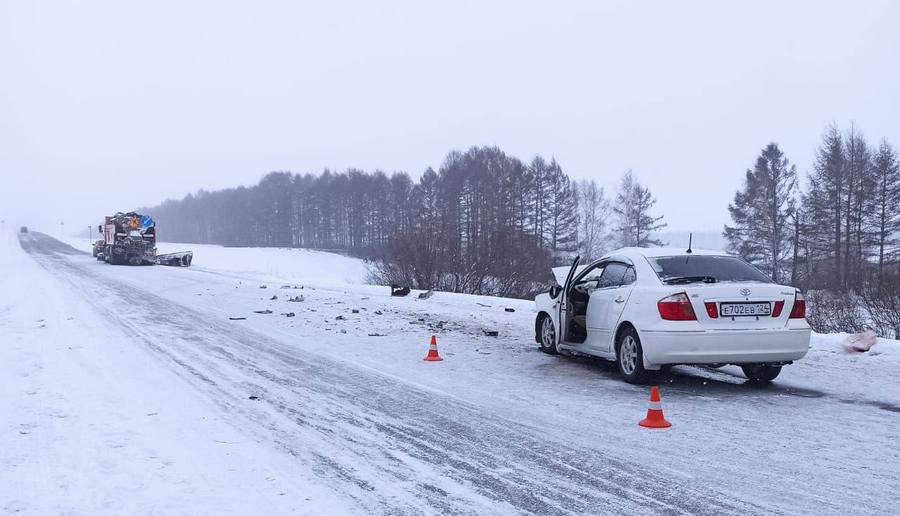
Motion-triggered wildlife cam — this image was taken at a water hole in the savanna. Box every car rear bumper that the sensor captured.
[640,328,811,366]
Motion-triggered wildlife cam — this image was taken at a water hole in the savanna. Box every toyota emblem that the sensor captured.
[740,288,752,297]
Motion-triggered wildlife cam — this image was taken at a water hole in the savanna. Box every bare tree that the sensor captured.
[612,171,666,247]
[575,179,611,261]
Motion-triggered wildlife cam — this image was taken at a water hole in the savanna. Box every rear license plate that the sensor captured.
[720,302,771,317]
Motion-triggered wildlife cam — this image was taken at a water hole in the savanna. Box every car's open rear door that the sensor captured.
[558,256,580,343]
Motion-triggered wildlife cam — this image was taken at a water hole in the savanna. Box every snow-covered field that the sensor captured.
[3,230,899,515]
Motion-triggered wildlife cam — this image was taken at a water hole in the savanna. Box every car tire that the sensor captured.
[537,314,559,355]
[616,327,656,384]
[741,364,782,382]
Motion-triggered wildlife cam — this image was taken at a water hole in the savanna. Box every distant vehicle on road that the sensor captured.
[94,212,192,266]
[20,226,28,233]
[534,247,811,383]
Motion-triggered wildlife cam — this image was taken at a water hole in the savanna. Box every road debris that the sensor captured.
[391,285,410,297]
[845,330,877,352]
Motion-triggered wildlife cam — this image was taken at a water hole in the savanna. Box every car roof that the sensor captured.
[551,247,734,285]
[603,247,729,261]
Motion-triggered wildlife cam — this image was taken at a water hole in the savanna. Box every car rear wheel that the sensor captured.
[741,364,782,382]
[538,314,559,355]
[616,327,655,384]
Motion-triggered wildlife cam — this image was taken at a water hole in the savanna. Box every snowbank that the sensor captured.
[811,331,900,357]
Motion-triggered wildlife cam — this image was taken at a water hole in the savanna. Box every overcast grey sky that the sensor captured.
[2,0,898,235]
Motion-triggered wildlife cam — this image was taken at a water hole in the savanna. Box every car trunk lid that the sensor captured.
[682,283,796,330]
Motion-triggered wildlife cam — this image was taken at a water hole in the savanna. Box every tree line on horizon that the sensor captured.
[141,146,665,298]
[723,123,900,337]
[142,127,900,337]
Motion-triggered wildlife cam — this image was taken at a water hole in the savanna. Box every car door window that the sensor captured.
[581,267,603,283]
[598,262,628,288]
[572,263,604,289]
[621,266,636,285]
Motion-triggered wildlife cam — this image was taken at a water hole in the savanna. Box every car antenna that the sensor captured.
[686,232,693,254]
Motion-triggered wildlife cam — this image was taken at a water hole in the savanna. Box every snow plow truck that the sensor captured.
[93,212,193,267]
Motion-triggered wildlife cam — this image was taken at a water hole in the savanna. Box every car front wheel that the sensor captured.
[616,327,656,384]
[538,314,559,355]
[741,364,782,382]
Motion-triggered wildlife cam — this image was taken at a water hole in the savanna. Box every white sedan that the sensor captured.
[533,247,811,383]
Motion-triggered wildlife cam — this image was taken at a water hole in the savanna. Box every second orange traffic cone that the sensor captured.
[423,335,443,362]
[638,385,671,428]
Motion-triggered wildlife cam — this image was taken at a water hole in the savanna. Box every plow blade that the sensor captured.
[157,251,193,267]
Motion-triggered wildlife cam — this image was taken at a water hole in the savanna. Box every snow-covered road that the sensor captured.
[4,231,899,515]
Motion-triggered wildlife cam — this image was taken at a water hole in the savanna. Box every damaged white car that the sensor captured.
[534,247,811,383]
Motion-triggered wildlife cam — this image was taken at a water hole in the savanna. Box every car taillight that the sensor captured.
[658,293,697,321]
[704,302,718,319]
[771,300,784,318]
[789,292,806,319]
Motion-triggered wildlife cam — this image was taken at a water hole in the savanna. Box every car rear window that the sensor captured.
[648,255,771,283]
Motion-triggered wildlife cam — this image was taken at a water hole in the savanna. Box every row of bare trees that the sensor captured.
[724,124,900,336]
[144,146,667,297]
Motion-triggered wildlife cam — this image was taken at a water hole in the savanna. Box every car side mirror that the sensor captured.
[549,285,562,299]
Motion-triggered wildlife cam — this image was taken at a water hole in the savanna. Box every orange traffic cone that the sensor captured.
[638,385,671,428]
[423,335,443,362]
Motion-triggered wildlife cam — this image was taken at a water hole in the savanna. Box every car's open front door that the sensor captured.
[557,256,580,344]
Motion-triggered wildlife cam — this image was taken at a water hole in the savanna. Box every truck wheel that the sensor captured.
[616,327,656,384]
[741,364,782,382]
[537,314,559,355]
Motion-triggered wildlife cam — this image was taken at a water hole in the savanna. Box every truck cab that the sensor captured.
[96,212,157,265]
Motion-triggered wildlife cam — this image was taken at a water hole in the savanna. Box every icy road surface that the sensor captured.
[3,231,900,515]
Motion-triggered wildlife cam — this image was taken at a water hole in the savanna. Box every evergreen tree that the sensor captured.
[529,156,549,248]
[871,140,900,283]
[843,124,873,288]
[542,158,579,262]
[804,126,845,289]
[723,143,797,283]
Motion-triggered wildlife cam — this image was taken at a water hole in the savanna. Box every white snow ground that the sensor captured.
[3,231,899,515]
